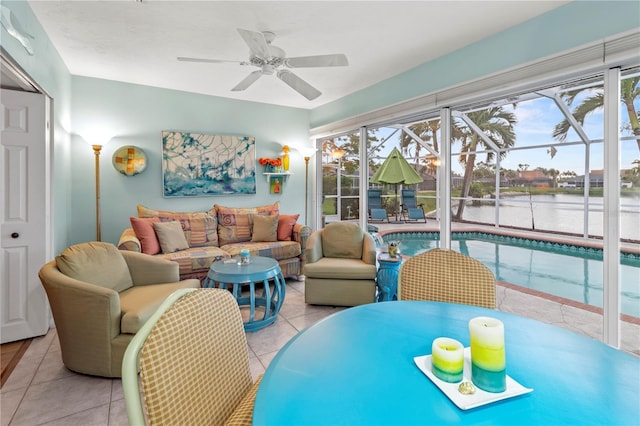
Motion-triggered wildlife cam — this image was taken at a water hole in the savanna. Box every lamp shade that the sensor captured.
[299,146,317,159]
[79,127,113,147]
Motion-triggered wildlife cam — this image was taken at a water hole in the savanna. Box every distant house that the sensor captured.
[571,169,632,188]
[512,170,552,187]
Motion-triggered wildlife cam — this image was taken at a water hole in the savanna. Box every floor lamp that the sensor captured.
[299,147,317,226]
[82,130,111,241]
[92,144,103,241]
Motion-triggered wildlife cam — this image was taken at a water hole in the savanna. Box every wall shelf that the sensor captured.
[262,172,293,183]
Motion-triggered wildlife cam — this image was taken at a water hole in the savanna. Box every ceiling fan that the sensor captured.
[178,28,348,101]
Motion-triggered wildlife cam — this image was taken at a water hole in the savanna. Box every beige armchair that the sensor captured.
[38,242,200,378]
[303,222,377,306]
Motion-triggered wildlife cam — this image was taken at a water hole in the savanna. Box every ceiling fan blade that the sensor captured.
[232,70,263,91]
[177,57,244,64]
[237,28,271,59]
[277,70,321,101]
[285,54,348,68]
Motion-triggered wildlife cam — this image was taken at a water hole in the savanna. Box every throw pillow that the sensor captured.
[251,214,279,242]
[277,214,299,241]
[213,202,280,246]
[153,221,189,254]
[137,205,218,248]
[130,217,161,255]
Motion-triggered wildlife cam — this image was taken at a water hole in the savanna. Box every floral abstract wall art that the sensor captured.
[161,131,256,197]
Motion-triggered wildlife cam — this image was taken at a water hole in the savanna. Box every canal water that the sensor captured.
[460,193,640,241]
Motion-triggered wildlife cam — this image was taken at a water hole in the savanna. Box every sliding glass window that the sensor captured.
[321,132,361,224]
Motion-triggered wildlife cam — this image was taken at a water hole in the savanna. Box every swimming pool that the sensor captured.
[381,231,640,318]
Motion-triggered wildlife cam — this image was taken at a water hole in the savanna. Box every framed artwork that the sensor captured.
[270,176,283,194]
[161,131,256,197]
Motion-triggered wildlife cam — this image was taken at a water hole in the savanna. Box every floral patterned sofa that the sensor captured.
[117,202,310,283]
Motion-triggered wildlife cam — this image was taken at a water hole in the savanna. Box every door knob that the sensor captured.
[11,232,19,238]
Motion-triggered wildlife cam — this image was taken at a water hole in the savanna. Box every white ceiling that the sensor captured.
[27,1,569,109]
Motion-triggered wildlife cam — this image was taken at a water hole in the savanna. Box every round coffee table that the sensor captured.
[203,256,286,331]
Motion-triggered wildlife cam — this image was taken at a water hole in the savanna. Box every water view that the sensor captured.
[458,193,640,241]
[383,232,640,318]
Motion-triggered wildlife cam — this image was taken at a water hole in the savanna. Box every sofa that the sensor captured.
[118,202,311,283]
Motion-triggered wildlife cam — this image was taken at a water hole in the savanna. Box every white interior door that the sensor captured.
[1,88,49,343]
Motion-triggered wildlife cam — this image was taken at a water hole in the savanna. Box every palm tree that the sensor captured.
[454,107,517,219]
[553,76,640,150]
[400,120,441,170]
[547,168,560,188]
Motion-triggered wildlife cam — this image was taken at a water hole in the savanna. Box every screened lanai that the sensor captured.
[312,51,639,352]
[320,69,639,241]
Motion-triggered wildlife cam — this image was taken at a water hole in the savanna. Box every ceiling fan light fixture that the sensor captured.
[178,27,348,101]
[262,65,275,75]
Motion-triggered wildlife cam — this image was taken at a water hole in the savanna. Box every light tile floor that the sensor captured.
[2,278,638,426]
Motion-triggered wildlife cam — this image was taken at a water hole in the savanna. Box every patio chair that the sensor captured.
[368,189,389,222]
[122,288,261,426]
[400,189,426,223]
[397,248,496,308]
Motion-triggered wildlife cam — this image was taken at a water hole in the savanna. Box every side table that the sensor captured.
[376,253,402,302]
[203,256,286,331]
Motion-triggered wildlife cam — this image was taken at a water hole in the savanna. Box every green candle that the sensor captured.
[469,316,506,393]
[431,337,464,383]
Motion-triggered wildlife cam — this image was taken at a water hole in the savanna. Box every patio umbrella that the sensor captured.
[370,147,423,222]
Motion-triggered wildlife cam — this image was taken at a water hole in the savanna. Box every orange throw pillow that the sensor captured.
[130,217,161,254]
[277,214,299,241]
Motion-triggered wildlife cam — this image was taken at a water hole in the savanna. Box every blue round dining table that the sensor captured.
[253,301,640,425]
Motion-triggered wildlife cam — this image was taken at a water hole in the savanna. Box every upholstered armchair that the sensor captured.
[303,222,377,306]
[38,242,200,378]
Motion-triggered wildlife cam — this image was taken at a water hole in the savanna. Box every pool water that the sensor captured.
[382,232,640,318]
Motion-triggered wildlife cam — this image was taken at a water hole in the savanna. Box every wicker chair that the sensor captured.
[122,288,261,426]
[398,248,496,308]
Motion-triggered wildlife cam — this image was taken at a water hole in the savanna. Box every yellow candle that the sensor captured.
[468,316,506,393]
[431,337,464,383]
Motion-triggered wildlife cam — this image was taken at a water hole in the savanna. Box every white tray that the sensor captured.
[414,348,533,410]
